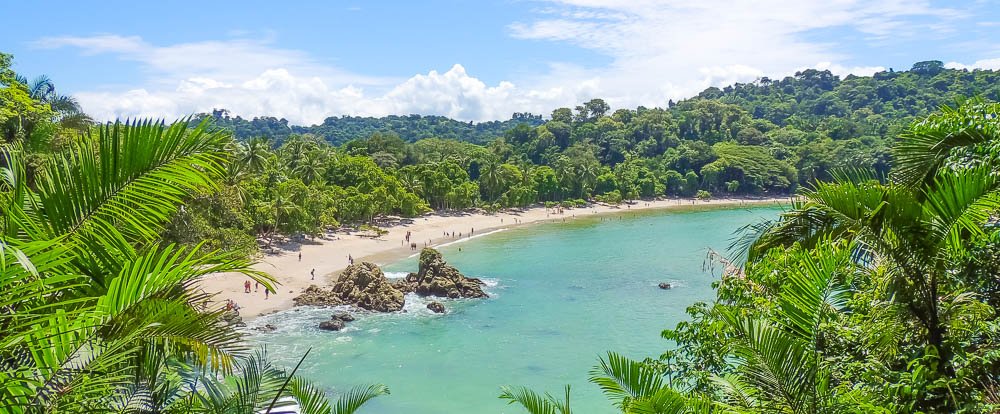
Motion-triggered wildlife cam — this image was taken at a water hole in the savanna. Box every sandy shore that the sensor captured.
[197,197,788,319]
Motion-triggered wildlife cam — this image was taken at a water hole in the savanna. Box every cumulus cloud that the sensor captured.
[945,58,1000,71]
[34,34,603,124]
[33,1,976,124]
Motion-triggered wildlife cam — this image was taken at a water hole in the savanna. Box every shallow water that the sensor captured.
[250,206,781,413]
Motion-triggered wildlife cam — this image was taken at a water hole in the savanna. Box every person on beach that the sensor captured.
[311,268,315,280]
[244,280,251,293]
[348,254,354,265]
[298,252,302,261]
[255,281,259,292]
[264,289,269,300]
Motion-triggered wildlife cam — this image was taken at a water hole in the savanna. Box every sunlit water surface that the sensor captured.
[250,205,782,413]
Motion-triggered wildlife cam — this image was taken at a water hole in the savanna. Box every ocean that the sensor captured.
[250,205,782,413]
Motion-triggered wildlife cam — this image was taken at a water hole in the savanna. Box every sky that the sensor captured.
[3,0,999,125]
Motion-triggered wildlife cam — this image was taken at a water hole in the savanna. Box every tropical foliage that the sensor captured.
[171,61,1000,257]
[0,116,385,412]
[503,101,1000,413]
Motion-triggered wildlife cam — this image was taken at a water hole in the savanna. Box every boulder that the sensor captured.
[427,301,446,314]
[318,319,345,331]
[221,310,243,326]
[404,249,487,299]
[332,311,355,322]
[658,282,672,290]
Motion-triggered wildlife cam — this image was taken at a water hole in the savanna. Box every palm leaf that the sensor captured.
[589,352,664,411]
[499,385,571,414]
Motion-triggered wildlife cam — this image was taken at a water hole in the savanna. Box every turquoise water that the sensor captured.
[251,206,781,413]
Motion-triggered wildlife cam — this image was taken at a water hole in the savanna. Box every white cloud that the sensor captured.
[508,0,961,109]
[35,34,602,124]
[34,1,968,124]
[945,58,1000,70]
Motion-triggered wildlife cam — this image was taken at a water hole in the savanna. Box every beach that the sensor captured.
[197,197,787,319]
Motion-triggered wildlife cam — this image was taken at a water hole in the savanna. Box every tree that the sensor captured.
[742,101,1000,411]
[0,119,385,413]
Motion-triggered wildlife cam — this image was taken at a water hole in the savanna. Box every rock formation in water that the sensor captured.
[332,311,355,322]
[427,301,446,313]
[293,251,485,315]
[658,282,672,290]
[404,248,488,299]
[293,263,405,312]
[318,319,345,331]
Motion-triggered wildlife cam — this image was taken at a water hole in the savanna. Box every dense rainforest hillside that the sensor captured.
[198,110,544,145]
[204,61,1000,153]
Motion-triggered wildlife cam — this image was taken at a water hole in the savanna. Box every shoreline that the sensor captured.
[197,197,789,320]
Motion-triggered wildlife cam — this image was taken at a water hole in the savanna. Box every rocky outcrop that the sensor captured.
[294,263,405,312]
[221,310,245,327]
[389,278,414,294]
[427,301,446,313]
[404,249,487,299]
[658,282,672,290]
[318,319,345,331]
[332,311,355,322]
[333,263,405,312]
[293,285,345,307]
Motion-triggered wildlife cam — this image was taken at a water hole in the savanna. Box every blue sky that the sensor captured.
[3,0,999,124]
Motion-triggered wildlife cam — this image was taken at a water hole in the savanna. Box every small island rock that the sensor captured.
[404,249,487,299]
[318,319,345,331]
[427,301,446,313]
[332,311,355,322]
[658,282,672,290]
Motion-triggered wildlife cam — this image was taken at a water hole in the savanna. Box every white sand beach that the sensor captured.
[197,197,788,319]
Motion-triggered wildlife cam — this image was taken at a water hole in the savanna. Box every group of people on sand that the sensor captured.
[243,279,271,299]
[443,227,476,239]
[224,298,240,312]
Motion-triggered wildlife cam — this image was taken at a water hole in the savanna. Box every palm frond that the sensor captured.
[499,385,571,414]
[330,384,390,414]
[894,100,1000,186]
[589,352,663,411]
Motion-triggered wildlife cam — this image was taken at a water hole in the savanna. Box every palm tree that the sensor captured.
[13,74,91,137]
[576,162,599,198]
[0,118,385,413]
[479,157,502,202]
[294,149,327,185]
[239,136,272,173]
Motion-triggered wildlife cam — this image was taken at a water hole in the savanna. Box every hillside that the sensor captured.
[197,110,544,145]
